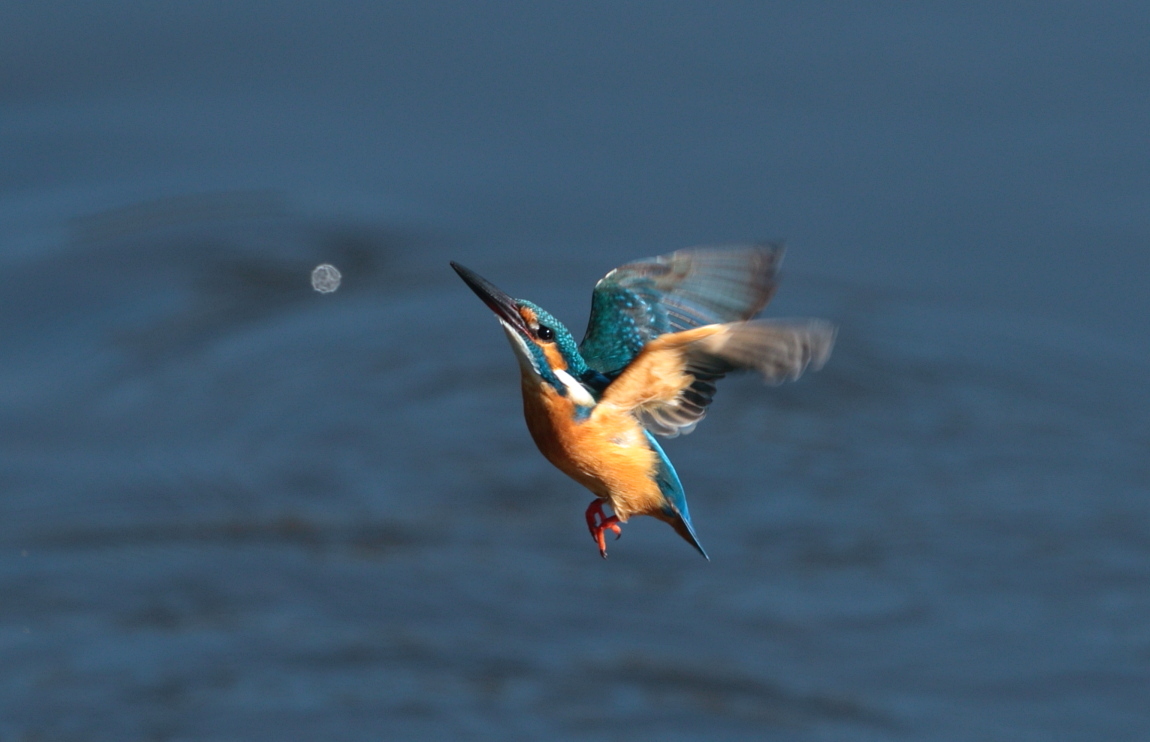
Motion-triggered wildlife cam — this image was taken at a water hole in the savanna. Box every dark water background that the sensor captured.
[2,3,1148,740]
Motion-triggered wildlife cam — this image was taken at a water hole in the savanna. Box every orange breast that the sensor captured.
[520,375,666,521]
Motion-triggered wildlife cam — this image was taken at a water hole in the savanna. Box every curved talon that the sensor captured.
[584,499,623,558]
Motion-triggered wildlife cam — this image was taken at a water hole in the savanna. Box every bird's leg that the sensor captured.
[584,499,622,558]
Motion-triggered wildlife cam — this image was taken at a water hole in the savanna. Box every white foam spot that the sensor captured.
[311,263,341,293]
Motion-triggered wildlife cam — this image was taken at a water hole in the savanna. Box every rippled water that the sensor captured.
[2,4,1148,740]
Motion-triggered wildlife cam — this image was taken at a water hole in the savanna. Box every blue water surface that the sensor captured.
[1,3,1148,740]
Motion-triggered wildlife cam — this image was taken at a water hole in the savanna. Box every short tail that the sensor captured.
[645,431,710,560]
[665,508,709,560]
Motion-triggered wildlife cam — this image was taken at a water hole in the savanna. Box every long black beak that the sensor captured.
[450,262,529,334]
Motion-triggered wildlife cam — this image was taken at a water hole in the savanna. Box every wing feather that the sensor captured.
[601,319,837,437]
[579,244,784,374]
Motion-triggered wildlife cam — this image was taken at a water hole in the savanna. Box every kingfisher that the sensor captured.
[451,244,835,559]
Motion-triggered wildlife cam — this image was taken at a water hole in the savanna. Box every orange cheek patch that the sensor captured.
[518,306,538,325]
[542,343,567,371]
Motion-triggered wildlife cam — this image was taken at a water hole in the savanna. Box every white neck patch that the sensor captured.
[554,368,597,407]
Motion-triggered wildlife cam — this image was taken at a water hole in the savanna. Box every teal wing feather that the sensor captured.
[578,244,784,375]
[645,430,708,559]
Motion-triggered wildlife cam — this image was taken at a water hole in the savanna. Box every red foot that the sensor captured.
[584,499,622,558]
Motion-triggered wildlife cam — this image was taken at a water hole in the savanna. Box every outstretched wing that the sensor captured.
[578,244,784,375]
[600,319,837,437]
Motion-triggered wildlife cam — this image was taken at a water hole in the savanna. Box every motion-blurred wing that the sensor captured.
[578,244,784,375]
[601,319,837,437]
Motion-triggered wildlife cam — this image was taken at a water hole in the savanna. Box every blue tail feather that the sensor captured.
[644,431,709,560]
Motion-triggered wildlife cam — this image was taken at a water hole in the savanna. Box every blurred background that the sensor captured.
[2,3,1148,740]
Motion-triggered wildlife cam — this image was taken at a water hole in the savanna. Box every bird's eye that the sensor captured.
[537,326,555,341]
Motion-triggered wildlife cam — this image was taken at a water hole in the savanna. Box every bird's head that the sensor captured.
[451,262,596,405]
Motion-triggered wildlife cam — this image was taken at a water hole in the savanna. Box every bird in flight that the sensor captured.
[451,244,835,559]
